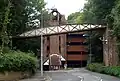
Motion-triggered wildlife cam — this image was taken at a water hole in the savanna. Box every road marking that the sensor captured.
[46,75,52,81]
[78,76,84,81]
[92,75,103,81]
[100,78,103,81]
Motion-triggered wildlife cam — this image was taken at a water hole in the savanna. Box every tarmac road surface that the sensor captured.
[45,68,120,81]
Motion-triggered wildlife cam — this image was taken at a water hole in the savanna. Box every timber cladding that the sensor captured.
[66,33,88,62]
[67,55,88,61]
[67,46,87,52]
[68,38,86,42]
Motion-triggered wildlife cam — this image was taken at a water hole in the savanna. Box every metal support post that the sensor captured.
[89,31,92,64]
[40,10,43,76]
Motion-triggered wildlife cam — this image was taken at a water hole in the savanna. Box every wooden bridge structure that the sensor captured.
[19,24,106,37]
[16,23,119,67]
[15,8,119,68]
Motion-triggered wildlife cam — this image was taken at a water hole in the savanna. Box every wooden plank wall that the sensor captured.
[68,38,85,42]
[67,55,87,61]
[67,46,87,52]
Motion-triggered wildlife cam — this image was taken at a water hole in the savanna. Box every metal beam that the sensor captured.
[19,24,106,37]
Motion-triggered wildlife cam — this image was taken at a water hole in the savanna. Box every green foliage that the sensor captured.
[104,66,120,76]
[0,0,11,54]
[83,0,115,24]
[0,51,38,74]
[87,63,120,77]
[12,38,40,54]
[86,63,104,73]
[67,12,84,24]
[111,0,120,62]
[89,32,103,62]
[7,0,46,36]
[67,0,116,24]
[67,0,117,63]
[75,13,84,24]
[2,47,11,54]
[0,0,48,54]
[111,0,120,37]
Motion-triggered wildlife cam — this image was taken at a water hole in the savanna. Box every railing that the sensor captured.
[19,24,106,37]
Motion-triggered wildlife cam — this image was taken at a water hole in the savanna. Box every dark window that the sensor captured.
[46,54,49,57]
[67,51,81,54]
[47,37,49,40]
[59,36,61,53]
[81,51,88,55]
[47,46,49,50]
[59,46,61,53]
[67,34,84,38]
[67,42,88,45]
[59,36,61,44]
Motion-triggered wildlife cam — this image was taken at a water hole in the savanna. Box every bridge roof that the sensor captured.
[19,24,106,37]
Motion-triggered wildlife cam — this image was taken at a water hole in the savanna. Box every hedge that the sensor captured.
[86,63,120,77]
[0,51,38,74]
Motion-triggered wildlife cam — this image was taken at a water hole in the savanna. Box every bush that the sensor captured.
[86,63,104,73]
[86,63,120,77]
[0,51,38,74]
[104,66,120,77]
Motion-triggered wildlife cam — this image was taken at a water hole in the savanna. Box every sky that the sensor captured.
[45,0,86,18]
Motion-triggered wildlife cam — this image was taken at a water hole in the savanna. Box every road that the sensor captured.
[45,68,120,81]
[46,71,80,81]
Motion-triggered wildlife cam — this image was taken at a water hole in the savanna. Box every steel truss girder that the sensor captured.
[19,24,106,37]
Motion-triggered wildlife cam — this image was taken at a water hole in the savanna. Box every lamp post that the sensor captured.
[83,31,92,64]
[89,31,92,64]
[40,8,56,75]
[40,10,43,76]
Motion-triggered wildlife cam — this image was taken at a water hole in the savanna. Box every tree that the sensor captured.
[67,0,116,63]
[0,0,11,54]
[111,0,120,37]
[67,12,82,23]
[10,0,46,53]
[111,0,120,61]
[7,0,46,36]
[81,0,115,24]
[0,0,47,54]
[82,0,116,62]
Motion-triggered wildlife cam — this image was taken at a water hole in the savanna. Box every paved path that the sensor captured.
[20,72,49,81]
[20,68,120,81]
[45,68,120,81]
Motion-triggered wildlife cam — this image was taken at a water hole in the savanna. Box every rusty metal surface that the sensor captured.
[50,35,59,54]
[43,37,48,59]
[60,34,66,57]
